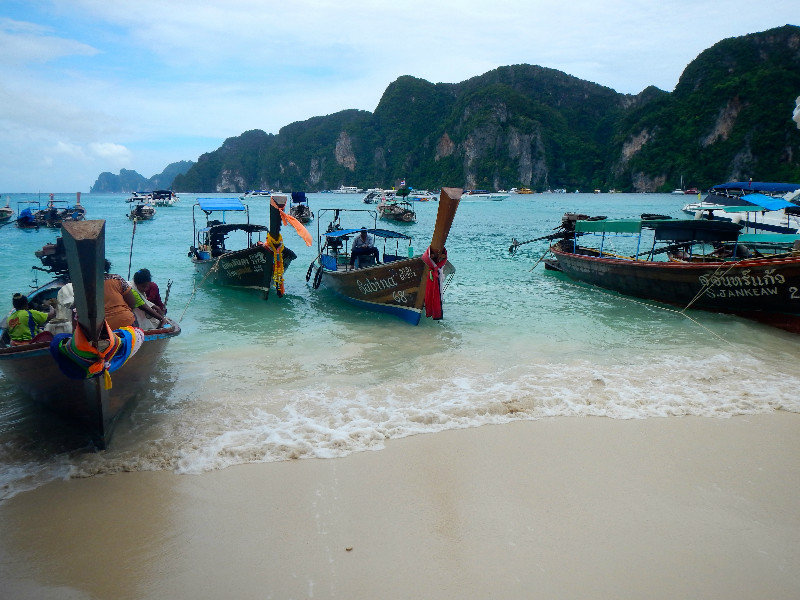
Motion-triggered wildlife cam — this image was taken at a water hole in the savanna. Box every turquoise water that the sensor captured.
[1,192,799,499]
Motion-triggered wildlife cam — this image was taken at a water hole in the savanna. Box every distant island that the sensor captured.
[90,161,194,193]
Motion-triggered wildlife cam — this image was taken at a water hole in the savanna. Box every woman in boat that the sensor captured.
[7,293,55,346]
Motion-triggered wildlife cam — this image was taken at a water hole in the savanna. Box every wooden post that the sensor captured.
[62,220,106,344]
[270,195,288,238]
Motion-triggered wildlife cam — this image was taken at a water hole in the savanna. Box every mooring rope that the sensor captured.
[178,257,223,322]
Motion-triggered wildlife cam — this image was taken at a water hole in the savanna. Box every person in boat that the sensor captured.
[133,268,166,314]
[349,227,380,268]
[104,260,165,330]
[7,293,55,346]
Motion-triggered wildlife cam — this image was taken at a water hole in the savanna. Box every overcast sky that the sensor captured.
[0,1,796,192]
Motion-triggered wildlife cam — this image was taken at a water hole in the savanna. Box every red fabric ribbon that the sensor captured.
[421,247,448,320]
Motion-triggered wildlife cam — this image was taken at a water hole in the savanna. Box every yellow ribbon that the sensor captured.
[266,232,285,295]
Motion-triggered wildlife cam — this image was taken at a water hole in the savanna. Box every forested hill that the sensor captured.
[171,24,800,193]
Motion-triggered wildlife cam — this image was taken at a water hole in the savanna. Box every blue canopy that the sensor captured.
[291,192,307,203]
[196,197,246,212]
[739,193,796,211]
[712,182,800,194]
[324,228,411,240]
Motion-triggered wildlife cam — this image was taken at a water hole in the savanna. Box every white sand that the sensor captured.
[1,414,799,600]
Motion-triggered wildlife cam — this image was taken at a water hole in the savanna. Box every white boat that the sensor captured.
[408,190,438,202]
[363,189,395,204]
[681,181,800,234]
[240,190,273,200]
[125,192,152,203]
[462,191,510,201]
[151,190,179,206]
[332,185,363,194]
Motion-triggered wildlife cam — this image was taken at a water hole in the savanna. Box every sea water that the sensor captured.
[1,191,799,499]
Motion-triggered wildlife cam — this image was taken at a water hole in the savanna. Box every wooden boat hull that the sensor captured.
[547,242,800,332]
[0,324,178,447]
[192,245,294,293]
[317,257,452,325]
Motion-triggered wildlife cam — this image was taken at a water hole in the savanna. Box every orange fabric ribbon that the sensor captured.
[270,198,313,246]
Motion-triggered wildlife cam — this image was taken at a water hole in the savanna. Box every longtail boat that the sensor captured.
[188,195,311,298]
[542,213,800,333]
[0,220,181,448]
[289,192,314,223]
[306,187,461,324]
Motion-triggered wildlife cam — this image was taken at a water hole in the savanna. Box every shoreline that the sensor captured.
[1,413,799,599]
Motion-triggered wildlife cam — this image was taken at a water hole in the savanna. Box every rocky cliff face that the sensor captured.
[169,25,800,193]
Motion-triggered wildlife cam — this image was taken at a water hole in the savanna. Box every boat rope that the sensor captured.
[561,279,735,346]
[178,256,223,322]
[681,258,746,313]
[529,247,553,271]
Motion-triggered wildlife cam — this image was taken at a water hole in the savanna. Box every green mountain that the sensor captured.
[90,161,194,193]
[170,25,800,193]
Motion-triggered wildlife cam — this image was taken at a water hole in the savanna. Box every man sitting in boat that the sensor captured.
[350,227,380,268]
[7,293,55,346]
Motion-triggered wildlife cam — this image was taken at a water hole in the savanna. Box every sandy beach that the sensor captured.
[1,414,799,600]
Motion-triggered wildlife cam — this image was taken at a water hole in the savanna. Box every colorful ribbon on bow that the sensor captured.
[421,247,448,320]
[270,198,313,246]
[49,323,144,389]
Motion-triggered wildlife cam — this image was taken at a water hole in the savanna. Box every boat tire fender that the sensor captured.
[313,267,323,289]
[306,262,314,282]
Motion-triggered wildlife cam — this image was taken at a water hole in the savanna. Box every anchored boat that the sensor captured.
[542,213,800,333]
[0,220,181,448]
[306,188,461,324]
[188,195,311,298]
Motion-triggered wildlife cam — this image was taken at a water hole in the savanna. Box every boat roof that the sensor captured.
[196,197,246,212]
[324,227,411,240]
[291,191,307,203]
[738,233,800,244]
[200,223,269,235]
[575,218,742,241]
[712,181,800,194]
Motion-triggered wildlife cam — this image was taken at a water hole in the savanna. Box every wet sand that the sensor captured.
[1,414,799,600]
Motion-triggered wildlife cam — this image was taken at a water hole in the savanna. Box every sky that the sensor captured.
[0,1,797,192]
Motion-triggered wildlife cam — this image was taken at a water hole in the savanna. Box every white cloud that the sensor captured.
[88,142,132,162]
[0,17,98,65]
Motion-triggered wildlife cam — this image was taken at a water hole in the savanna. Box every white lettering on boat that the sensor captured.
[392,290,409,304]
[356,273,399,295]
[699,268,787,299]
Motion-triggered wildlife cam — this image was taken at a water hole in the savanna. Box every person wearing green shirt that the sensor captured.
[7,293,55,346]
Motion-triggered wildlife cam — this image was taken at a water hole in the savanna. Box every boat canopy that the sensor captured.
[200,223,269,236]
[738,233,800,244]
[196,197,246,212]
[712,182,800,194]
[739,193,796,211]
[575,218,742,242]
[574,219,645,234]
[324,227,411,240]
[291,192,307,203]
